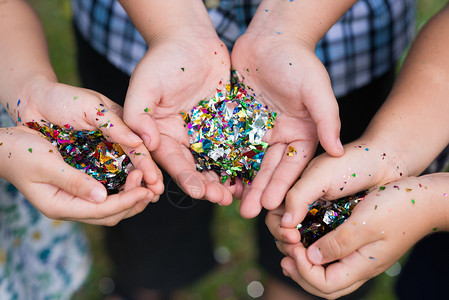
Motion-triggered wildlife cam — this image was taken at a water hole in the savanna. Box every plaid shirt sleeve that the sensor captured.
[71,0,416,98]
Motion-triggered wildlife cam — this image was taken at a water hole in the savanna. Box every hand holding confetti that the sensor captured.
[0,126,155,226]
[269,174,449,299]
[231,34,344,218]
[7,81,164,196]
[122,29,238,205]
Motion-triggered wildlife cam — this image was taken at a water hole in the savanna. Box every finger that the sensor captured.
[306,211,380,265]
[240,143,285,219]
[282,167,334,228]
[123,71,161,151]
[266,207,301,244]
[292,246,375,298]
[261,141,315,210]
[152,135,206,199]
[66,90,143,149]
[40,155,107,203]
[303,78,343,158]
[121,142,164,195]
[201,171,233,205]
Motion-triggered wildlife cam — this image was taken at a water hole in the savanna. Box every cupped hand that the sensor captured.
[231,32,344,218]
[17,79,164,196]
[269,174,449,299]
[123,27,239,205]
[0,126,156,226]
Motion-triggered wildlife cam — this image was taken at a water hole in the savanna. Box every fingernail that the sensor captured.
[282,213,292,224]
[128,132,142,143]
[90,187,107,203]
[308,245,323,265]
[336,138,344,152]
[141,134,151,148]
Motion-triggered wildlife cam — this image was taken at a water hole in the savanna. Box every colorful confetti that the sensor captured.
[287,146,297,156]
[181,71,277,185]
[27,120,132,194]
[297,190,368,248]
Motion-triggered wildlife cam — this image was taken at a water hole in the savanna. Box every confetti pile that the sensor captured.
[181,72,277,185]
[297,190,367,248]
[27,121,132,194]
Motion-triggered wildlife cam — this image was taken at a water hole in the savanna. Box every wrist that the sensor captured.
[119,0,217,45]
[247,0,358,46]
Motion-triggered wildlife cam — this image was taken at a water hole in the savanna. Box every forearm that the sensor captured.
[0,0,56,121]
[247,0,358,46]
[363,4,449,177]
[118,0,217,44]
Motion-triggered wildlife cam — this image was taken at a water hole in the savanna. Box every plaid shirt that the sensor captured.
[72,0,416,97]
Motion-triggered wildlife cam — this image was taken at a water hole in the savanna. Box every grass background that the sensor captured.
[27,1,448,299]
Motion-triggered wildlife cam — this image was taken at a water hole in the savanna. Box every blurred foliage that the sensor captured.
[27,0,448,299]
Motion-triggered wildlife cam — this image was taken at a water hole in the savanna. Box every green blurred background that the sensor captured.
[27,1,448,299]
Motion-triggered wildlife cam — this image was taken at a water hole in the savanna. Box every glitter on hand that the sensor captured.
[27,120,132,194]
[297,190,367,248]
[181,71,277,185]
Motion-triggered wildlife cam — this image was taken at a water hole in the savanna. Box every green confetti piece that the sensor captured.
[28,148,32,153]
[378,186,386,191]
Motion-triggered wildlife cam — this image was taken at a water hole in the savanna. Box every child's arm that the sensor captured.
[0,126,154,225]
[267,173,449,299]
[265,3,449,298]
[118,0,238,205]
[0,0,164,218]
[231,0,360,217]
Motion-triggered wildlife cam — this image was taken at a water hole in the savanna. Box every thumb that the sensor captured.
[304,79,343,157]
[306,217,375,265]
[42,157,108,203]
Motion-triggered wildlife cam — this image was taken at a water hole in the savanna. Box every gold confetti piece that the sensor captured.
[287,145,297,156]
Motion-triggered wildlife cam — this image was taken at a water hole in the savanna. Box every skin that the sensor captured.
[231,0,353,217]
[266,3,449,298]
[119,0,238,206]
[119,0,353,213]
[0,0,163,225]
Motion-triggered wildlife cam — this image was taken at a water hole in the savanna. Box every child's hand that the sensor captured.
[231,32,344,218]
[10,80,164,196]
[0,126,156,226]
[269,174,449,299]
[280,140,406,232]
[122,28,239,205]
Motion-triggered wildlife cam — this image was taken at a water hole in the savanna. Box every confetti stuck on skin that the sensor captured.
[180,71,277,185]
[287,146,297,156]
[144,107,151,113]
[26,120,132,194]
[296,190,368,248]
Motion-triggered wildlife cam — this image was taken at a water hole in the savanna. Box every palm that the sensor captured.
[123,34,238,205]
[232,33,341,217]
